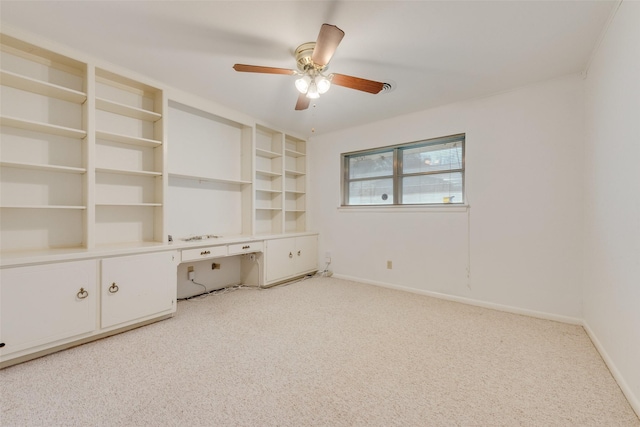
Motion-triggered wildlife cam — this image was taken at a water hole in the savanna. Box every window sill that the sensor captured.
[337,204,469,213]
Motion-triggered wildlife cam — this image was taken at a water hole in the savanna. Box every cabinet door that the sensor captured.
[101,251,177,329]
[265,237,295,283]
[295,235,317,274]
[0,260,97,357]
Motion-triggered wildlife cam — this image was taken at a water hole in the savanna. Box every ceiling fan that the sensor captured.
[233,24,387,111]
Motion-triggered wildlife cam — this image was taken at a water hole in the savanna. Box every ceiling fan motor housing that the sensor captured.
[295,42,327,73]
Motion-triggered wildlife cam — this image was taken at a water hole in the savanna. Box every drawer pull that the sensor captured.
[289,252,293,258]
[242,245,250,250]
[200,250,210,256]
[0,343,5,348]
[109,283,119,293]
[77,288,89,299]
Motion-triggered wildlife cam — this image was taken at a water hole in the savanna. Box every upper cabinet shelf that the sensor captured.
[0,69,87,103]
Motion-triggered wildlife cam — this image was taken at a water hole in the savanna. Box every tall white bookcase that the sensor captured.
[0,34,89,252]
[93,68,166,247]
[254,125,307,235]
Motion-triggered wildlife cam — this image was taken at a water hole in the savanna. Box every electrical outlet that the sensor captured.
[387,260,393,269]
[325,251,331,263]
[187,266,195,280]
[211,263,220,270]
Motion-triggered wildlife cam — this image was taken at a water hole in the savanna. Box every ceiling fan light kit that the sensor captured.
[233,23,387,110]
[295,71,331,98]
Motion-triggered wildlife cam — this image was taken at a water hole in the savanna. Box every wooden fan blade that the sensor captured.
[331,73,386,94]
[311,24,345,67]
[295,93,310,110]
[233,64,296,75]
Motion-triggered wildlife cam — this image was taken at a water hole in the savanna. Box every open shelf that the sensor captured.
[0,69,87,103]
[1,116,86,139]
[96,203,162,207]
[96,97,162,122]
[0,161,86,174]
[96,130,161,147]
[256,148,282,159]
[96,167,162,177]
[256,169,282,177]
[284,169,306,176]
[285,148,305,158]
[0,204,86,210]
[168,172,250,185]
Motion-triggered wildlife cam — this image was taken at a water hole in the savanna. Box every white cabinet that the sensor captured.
[101,251,178,329]
[0,260,97,358]
[265,235,317,284]
[0,251,178,366]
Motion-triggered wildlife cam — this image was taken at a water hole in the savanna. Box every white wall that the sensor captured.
[583,0,640,413]
[309,75,585,320]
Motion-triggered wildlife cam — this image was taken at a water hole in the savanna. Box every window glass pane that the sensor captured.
[348,151,393,179]
[402,141,463,174]
[402,172,463,204]
[348,178,393,205]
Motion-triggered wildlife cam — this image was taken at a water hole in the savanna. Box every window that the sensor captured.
[342,134,465,206]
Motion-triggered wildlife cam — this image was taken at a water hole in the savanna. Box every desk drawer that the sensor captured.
[228,242,263,255]
[181,245,228,262]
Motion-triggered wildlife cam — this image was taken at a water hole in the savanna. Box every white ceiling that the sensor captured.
[0,1,615,137]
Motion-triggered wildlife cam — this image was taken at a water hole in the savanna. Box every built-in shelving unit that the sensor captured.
[283,135,307,232]
[0,31,316,370]
[93,68,165,247]
[1,31,309,256]
[254,125,283,235]
[254,126,307,235]
[0,33,88,252]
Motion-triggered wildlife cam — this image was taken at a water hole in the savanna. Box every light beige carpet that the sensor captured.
[1,277,638,426]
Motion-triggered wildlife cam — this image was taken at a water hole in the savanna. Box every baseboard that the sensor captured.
[583,321,640,418]
[333,274,583,325]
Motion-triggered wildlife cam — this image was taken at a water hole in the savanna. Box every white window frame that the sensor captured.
[341,134,465,207]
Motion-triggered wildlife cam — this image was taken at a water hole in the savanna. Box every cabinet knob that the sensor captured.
[77,288,89,299]
[297,250,301,256]
[289,252,293,258]
[109,282,119,293]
